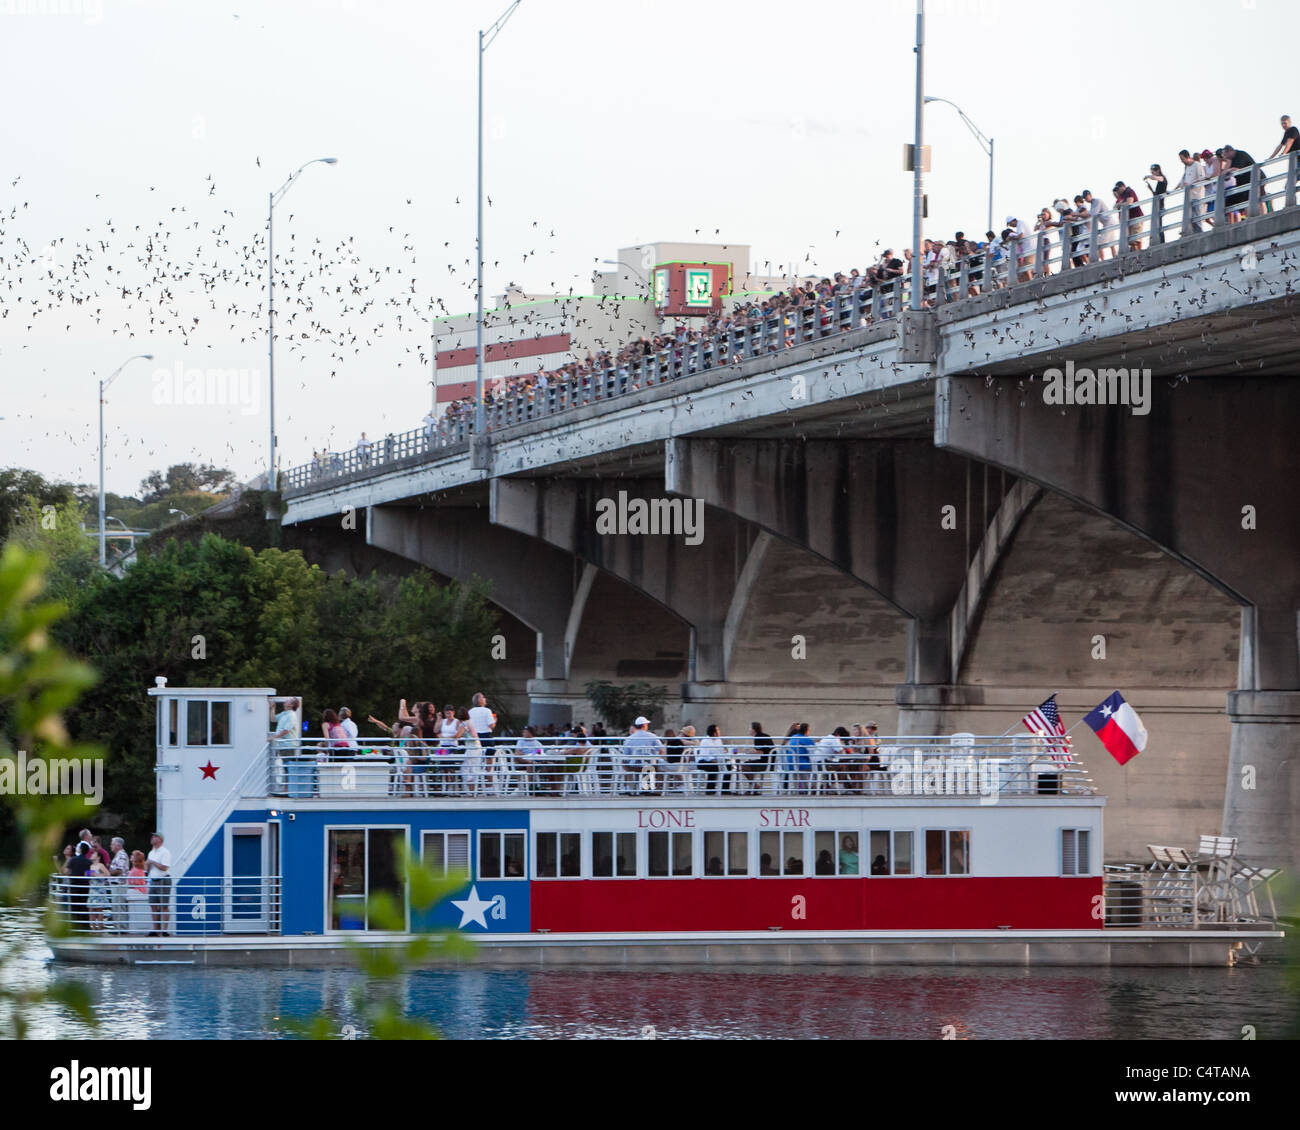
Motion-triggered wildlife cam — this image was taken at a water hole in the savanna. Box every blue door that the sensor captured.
[228,829,267,932]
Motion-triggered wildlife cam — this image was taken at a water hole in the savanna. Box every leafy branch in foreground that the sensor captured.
[279,843,475,1040]
[0,544,104,1037]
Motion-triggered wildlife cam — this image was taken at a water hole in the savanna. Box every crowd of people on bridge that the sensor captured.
[293,113,1297,481]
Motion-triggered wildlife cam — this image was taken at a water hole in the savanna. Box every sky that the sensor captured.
[1,0,1295,495]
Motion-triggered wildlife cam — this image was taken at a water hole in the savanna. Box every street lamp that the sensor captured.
[98,353,153,567]
[268,157,338,488]
[168,508,191,521]
[600,258,651,296]
[474,0,523,463]
[925,96,995,238]
[910,0,925,311]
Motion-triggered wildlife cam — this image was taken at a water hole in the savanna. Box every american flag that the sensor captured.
[1021,695,1072,761]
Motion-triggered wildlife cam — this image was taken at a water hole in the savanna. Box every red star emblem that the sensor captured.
[199,761,219,780]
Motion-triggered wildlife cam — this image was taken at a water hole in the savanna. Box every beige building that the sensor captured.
[431,241,797,416]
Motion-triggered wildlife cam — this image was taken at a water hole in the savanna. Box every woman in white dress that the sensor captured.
[456,707,483,795]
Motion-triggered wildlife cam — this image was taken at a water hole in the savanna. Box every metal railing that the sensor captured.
[49,874,281,936]
[263,734,1092,801]
[280,151,1300,498]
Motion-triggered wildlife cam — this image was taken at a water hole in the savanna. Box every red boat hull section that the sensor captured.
[529,876,1103,932]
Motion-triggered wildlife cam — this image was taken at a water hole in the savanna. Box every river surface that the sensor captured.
[3,908,1296,1039]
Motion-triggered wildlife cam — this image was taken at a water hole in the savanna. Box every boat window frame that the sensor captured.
[702,830,749,877]
[477,829,528,882]
[533,831,582,879]
[1059,827,1092,876]
[322,823,410,934]
[757,829,806,878]
[924,827,972,877]
[590,830,638,879]
[645,829,694,878]
[812,828,862,877]
[421,829,471,879]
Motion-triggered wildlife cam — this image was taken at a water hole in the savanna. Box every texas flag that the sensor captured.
[1083,691,1148,765]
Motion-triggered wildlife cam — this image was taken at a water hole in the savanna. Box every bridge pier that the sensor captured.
[665,437,1015,734]
[937,374,1300,867]
[490,477,762,687]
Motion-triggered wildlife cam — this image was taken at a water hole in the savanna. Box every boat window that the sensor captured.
[168,699,178,746]
[703,831,748,876]
[1061,828,1091,875]
[478,831,526,879]
[814,830,861,876]
[210,701,231,746]
[422,831,469,878]
[535,832,581,878]
[328,827,407,931]
[648,831,693,877]
[186,700,209,746]
[592,832,637,877]
[759,830,803,877]
[925,829,971,876]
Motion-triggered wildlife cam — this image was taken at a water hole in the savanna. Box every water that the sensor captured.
[3,907,1296,1039]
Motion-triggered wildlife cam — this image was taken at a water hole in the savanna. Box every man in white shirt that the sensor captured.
[622,716,664,795]
[339,706,360,749]
[1178,149,1208,233]
[146,832,173,937]
[468,693,495,737]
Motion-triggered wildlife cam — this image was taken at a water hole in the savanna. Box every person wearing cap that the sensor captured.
[146,832,173,937]
[621,716,664,796]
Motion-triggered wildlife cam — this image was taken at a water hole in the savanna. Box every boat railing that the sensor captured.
[48,874,282,937]
[261,734,1094,801]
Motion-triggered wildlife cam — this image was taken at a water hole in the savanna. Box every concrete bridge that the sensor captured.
[277,192,1300,868]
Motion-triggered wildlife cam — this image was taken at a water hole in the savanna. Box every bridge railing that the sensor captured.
[281,151,1299,496]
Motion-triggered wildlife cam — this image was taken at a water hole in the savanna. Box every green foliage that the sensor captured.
[4,498,98,605]
[139,463,235,503]
[584,680,671,731]
[54,532,505,845]
[0,468,77,544]
[0,545,104,1037]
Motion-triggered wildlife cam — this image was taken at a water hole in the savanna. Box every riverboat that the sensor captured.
[47,681,1284,967]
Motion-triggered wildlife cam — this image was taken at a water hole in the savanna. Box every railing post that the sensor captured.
[1249,164,1262,218]
[958,253,970,294]
[1090,210,1101,263]
[1181,183,1193,237]
[1119,204,1130,254]
[1214,171,1226,223]
[1289,152,1298,210]
[1152,189,1164,245]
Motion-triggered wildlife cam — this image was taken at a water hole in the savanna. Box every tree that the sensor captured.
[0,469,76,544]
[584,680,671,731]
[3,499,97,605]
[54,533,507,843]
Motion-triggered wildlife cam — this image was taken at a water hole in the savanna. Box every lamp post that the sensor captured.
[98,353,153,567]
[600,258,651,296]
[474,0,523,459]
[268,157,337,489]
[167,508,191,522]
[925,95,994,237]
[910,0,925,311]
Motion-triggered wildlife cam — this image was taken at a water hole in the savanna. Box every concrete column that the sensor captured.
[1224,691,1300,870]
[491,477,761,685]
[366,504,582,682]
[667,436,1005,731]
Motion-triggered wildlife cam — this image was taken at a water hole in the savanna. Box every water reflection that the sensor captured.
[4,908,1295,1039]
